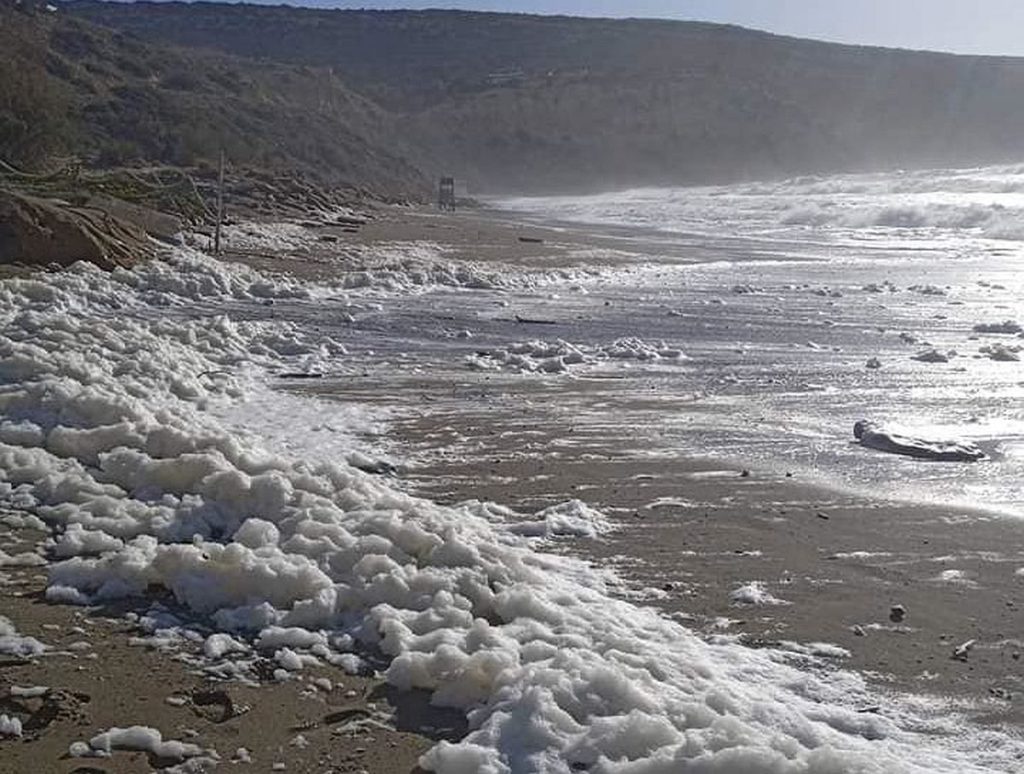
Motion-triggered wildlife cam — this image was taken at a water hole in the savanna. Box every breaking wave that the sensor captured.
[500,161,1024,245]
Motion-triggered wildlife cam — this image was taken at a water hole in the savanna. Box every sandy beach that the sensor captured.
[1,527,460,773]
[2,199,1024,772]
[268,203,1024,724]
[282,206,1024,723]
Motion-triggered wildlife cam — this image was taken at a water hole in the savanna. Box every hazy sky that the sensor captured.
[293,1,1024,57]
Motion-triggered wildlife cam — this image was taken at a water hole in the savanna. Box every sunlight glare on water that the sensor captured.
[498,162,1024,516]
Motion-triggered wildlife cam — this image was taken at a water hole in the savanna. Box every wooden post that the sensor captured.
[213,149,225,254]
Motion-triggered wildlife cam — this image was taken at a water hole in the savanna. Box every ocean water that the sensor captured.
[498,163,1024,517]
[4,168,1024,771]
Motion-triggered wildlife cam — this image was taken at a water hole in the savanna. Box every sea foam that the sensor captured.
[0,250,1018,772]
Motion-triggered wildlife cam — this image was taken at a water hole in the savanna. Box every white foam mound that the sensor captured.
[507,500,613,539]
[0,615,48,658]
[469,338,686,374]
[70,725,202,761]
[0,251,1018,772]
[0,714,22,737]
[730,581,790,606]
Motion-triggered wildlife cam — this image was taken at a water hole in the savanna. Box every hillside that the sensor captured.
[0,2,428,199]
[61,2,1024,194]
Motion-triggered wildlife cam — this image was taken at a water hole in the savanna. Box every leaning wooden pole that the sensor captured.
[213,149,225,254]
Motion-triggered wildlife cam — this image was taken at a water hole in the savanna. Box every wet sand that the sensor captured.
[393,404,1024,728]
[4,202,1024,770]
[264,204,1024,730]
[215,202,744,282]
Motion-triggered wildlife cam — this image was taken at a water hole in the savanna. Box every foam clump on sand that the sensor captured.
[0,615,48,657]
[507,499,612,539]
[468,339,587,374]
[327,240,597,295]
[0,251,1018,773]
[598,337,687,361]
[469,337,686,374]
[730,581,790,606]
[70,725,202,761]
[0,714,22,737]
[216,221,320,253]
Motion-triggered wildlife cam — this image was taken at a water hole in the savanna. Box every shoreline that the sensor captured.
[301,359,1024,729]
[2,201,1023,770]
[272,204,1024,725]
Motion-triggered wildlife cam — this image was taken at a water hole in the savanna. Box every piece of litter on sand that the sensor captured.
[952,639,976,661]
[513,313,558,325]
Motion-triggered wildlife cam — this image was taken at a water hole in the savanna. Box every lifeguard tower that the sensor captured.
[438,177,456,211]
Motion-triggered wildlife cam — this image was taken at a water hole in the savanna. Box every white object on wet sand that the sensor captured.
[0,616,48,658]
[0,715,22,737]
[730,581,790,606]
[70,726,202,760]
[952,639,976,661]
[507,499,612,539]
[469,337,686,374]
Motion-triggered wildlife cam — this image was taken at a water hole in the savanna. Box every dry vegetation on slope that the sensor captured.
[65,3,1024,193]
[0,2,428,198]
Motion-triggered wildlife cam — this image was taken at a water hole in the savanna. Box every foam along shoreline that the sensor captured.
[0,248,1021,772]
